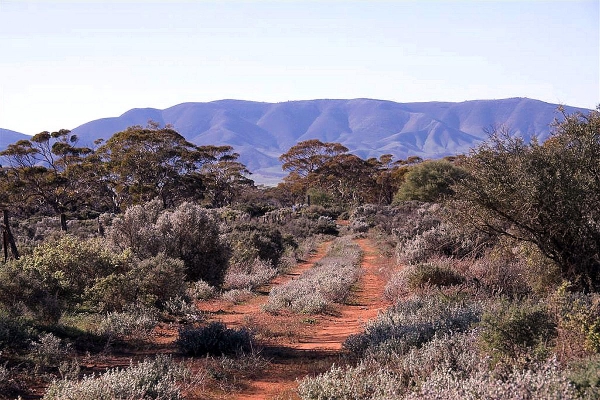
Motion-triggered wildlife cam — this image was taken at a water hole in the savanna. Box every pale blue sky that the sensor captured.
[0,0,598,134]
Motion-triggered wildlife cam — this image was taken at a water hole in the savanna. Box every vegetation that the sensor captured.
[0,108,599,398]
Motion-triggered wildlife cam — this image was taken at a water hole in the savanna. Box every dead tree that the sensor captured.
[2,210,19,261]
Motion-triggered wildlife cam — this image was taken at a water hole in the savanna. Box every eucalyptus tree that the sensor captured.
[453,107,600,291]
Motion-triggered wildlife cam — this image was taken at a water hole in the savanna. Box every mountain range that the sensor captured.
[1,98,590,184]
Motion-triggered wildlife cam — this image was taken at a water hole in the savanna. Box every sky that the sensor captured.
[0,0,598,135]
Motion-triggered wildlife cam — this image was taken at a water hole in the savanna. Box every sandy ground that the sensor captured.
[195,236,393,399]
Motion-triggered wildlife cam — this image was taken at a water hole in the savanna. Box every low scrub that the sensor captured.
[176,322,254,357]
[43,355,190,400]
[224,258,277,291]
[405,358,577,400]
[479,299,557,363]
[264,236,362,314]
[344,296,482,357]
[95,305,158,342]
[384,258,465,300]
[298,361,404,400]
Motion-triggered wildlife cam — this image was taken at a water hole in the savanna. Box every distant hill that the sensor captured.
[1,98,590,184]
[0,128,29,149]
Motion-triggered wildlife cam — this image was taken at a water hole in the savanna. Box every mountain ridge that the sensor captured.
[1,98,590,184]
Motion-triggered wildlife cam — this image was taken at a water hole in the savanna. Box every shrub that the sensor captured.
[109,201,229,286]
[0,235,130,321]
[162,296,204,322]
[43,355,189,400]
[226,223,284,266]
[176,322,254,356]
[96,305,158,341]
[186,280,217,300]
[221,289,254,304]
[568,357,600,398]
[479,299,557,363]
[385,259,465,300]
[0,313,34,351]
[466,249,532,298]
[406,357,577,400]
[344,296,481,357]
[551,284,600,356]
[224,258,277,290]
[30,333,74,371]
[131,254,187,306]
[298,361,404,400]
[393,159,467,203]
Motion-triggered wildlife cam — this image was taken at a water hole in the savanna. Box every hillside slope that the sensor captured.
[2,98,589,184]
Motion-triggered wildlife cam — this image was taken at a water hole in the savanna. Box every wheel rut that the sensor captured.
[197,236,393,399]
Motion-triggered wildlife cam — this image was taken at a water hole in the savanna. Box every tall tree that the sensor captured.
[94,124,207,209]
[0,129,92,229]
[453,107,600,291]
[279,139,349,178]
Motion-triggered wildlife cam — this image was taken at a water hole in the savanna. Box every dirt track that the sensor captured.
[197,236,393,399]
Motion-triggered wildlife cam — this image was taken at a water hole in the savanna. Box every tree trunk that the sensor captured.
[60,213,68,232]
[3,210,19,260]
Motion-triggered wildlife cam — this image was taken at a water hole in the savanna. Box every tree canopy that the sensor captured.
[453,107,600,291]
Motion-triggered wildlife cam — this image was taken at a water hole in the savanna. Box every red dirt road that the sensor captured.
[197,236,393,399]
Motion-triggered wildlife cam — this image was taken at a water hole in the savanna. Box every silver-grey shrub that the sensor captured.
[264,236,362,314]
[298,361,404,400]
[109,201,229,286]
[224,258,277,290]
[43,355,189,400]
[96,305,158,341]
[405,357,577,400]
[186,280,217,300]
[344,296,482,357]
[30,333,74,370]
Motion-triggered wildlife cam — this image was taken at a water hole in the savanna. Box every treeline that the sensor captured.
[0,122,455,225]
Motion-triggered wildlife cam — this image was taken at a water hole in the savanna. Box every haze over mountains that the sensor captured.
[1,98,590,184]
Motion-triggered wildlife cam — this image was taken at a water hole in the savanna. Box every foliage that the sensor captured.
[479,299,557,363]
[384,259,465,300]
[186,280,217,300]
[264,236,362,314]
[406,358,577,400]
[176,322,254,357]
[344,296,481,357]
[224,258,277,290]
[29,333,74,370]
[226,222,284,266]
[393,159,467,203]
[43,355,190,400]
[95,305,158,341]
[279,139,349,178]
[0,235,130,322]
[109,200,229,285]
[298,361,404,400]
[0,129,95,219]
[453,108,600,291]
[551,283,600,355]
[568,357,600,398]
[0,313,34,351]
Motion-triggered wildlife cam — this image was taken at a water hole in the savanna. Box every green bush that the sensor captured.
[227,222,284,266]
[407,261,465,289]
[568,357,600,398]
[0,236,129,322]
[393,160,467,203]
[176,322,254,357]
[479,300,557,362]
[0,313,34,351]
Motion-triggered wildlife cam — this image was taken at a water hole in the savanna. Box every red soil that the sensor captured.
[196,236,394,399]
